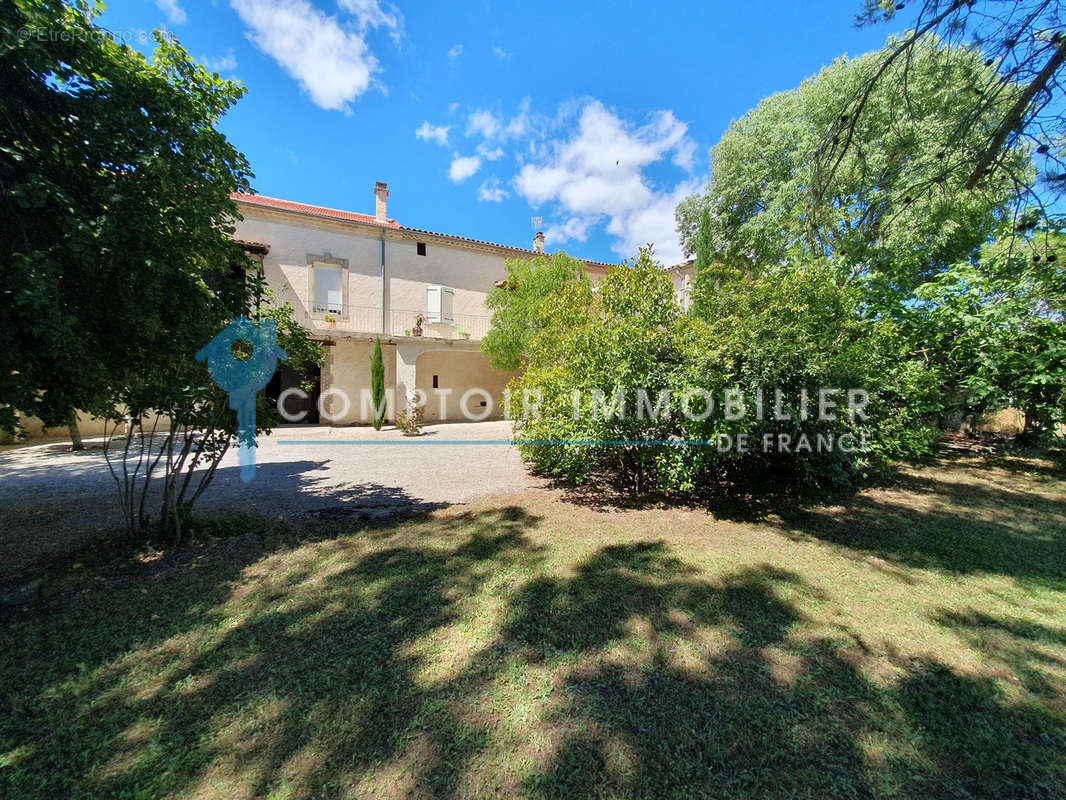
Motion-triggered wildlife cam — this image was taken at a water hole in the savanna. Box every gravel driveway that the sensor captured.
[0,421,528,579]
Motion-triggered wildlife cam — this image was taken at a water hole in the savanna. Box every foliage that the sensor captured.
[371,338,386,430]
[395,403,424,436]
[0,0,254,432]
[482,252,590,370]
[511,249,940,494]
[690,205,715,276]
[905,224,1066,440]
[675,35,1027,297]
[261,295,325,391]
[0,2,322,542]
[851,0,1066,207]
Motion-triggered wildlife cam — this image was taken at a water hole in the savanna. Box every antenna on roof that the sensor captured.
[531,216,542,231]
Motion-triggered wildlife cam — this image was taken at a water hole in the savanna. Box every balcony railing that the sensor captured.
[389,309,492,340]
[302,304,491,341]
[304,304,383,334]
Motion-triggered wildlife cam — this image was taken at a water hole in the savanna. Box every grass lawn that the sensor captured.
[2,450,1065,799]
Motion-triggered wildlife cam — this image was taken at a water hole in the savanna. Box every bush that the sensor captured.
[395,404,424,436]
[509,250,940,495]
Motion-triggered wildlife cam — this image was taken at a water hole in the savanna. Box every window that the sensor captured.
[313,264,343,314]
[426,285,454,324]
[677,275,689,308]
[416,242,427,256]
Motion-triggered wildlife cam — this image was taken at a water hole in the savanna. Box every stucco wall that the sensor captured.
[234,211,384,329]
[234,208,511,338]
[322,339,398,425]
[387,237,505,320]
[414,350,518,422]
[0,411,167,445]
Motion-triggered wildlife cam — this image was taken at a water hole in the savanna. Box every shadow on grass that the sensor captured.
[0,459,449,590]
[2,528,1064,798]
[557,450,1066,586]
[770,463,1066,586]
[507,544,1065,799]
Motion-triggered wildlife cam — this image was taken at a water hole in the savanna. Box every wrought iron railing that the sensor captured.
[301,304,491,340]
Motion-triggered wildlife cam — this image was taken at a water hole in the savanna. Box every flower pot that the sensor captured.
[412,327,423,336]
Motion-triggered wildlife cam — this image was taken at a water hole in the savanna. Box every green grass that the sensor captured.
[2,450,1065,798]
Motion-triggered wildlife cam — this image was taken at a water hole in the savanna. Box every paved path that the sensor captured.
[0,421,528,578]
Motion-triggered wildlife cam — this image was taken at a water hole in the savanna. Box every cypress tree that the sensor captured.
[370,338,385,430]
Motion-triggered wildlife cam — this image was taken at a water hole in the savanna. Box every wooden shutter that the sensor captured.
[426,285,442,323]
[441,287,454,324]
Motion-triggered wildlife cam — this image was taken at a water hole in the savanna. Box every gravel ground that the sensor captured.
[0,421,529,579]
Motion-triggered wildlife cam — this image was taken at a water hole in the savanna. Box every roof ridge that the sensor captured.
[232,191,615,268]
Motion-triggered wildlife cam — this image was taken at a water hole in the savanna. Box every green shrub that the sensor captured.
[395,404,424,436]
[510,250,940,495]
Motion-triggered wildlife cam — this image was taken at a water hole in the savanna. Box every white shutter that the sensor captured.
[426,285,442,323]
[441,287,454,324]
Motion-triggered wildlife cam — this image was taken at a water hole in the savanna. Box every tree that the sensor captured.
[676,35,1027,297]
[691,206,715,277]
[1,2,323,543]
[906,224,1066,439]
[482,252,590,371]
[832,0,1066,212]
[511,248,940,495]
[1,1,251,432]
[371,338,385,430]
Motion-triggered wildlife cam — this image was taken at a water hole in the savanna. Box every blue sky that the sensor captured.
[100,0,912,265]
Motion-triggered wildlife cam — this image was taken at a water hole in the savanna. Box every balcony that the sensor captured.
[302,304,491,340]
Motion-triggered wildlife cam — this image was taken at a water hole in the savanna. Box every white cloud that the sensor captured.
[514,100,697,265]
[673,138,697,172]
[545,216,596,244]
[447,43,463,63]
[477,176,509,203]
[466,99,534,141]
[492,45,512,61]
[338,0,402,33]
[466,109,501,139]
[201,50,238,72]
[415,121,450,146]
[156,0,187,24]
[229,0,381,112]
[448,153,481,182]
[605,179,701,266]
[477,142,505,161]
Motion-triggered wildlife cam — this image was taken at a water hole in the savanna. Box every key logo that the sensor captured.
[197,317,288,483]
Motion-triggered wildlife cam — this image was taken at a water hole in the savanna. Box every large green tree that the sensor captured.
[840,1,1066,208]
[481,252,590,371]
[676,35,1028,296]
[0,2,323,542]
[906,224,1066,440]
[0,0,253,432]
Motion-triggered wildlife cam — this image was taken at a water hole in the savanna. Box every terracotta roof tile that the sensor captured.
[232,193,401,228]
[232,192,615,269]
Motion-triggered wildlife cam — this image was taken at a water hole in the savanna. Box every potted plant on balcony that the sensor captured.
[455,324,470,340]
[412,314,425,336]
[322,313,337,329]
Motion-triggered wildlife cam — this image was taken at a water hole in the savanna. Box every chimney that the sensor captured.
[374,181,389,222]
[533,231,545,254]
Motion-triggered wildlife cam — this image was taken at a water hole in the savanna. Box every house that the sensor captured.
[664,259,696,311]
[232,183,611,425]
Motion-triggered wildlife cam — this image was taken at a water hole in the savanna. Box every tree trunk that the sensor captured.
[68,420,84,451]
